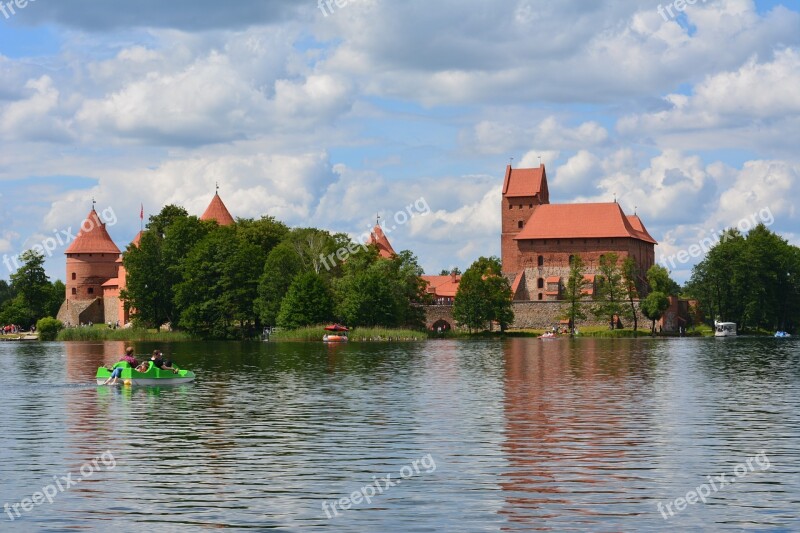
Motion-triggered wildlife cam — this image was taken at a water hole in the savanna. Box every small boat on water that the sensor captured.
[714,321,737,337]
[539,332,557,339]
[323,324,349,343]
[775,331,792,338]
[96,362,195,386]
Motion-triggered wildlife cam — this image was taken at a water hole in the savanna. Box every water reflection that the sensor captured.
[0,338,798,531]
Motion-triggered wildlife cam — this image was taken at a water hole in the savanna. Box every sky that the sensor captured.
[0,0,798,283]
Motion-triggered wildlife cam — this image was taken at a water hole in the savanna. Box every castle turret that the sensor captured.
[501,164,549,274]
[58,208,121,326]
[200,192,235,226]
[368,224,397,259]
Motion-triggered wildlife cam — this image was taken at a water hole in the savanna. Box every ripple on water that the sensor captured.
[0,337,798,531]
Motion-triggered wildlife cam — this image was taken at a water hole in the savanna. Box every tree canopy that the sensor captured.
[122,207,430,337]
[453,256,513,332]
[685,224,800,331]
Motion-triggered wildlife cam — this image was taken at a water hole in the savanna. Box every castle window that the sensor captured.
[71,273,76,280]
[88,288,94,295]
[584,239,587,244]
[518,221,523,229]
[537,255,544,267]
[71,288,77,296]
[537,278,544,289]
[508,204,512,210]
[538,293,543,300]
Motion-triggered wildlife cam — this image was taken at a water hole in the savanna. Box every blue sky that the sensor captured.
[1,0,799,283]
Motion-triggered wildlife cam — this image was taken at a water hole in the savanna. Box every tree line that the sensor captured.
[122,206,429,338]
[684,224,800,332]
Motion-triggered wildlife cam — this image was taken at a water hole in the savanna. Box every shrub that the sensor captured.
[36,317,63,341]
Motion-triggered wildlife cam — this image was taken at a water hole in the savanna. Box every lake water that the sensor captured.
[1,337,798,531]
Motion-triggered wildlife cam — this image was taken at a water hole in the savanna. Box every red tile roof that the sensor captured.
[502,165,548,199]
[421,274,461,298]
[131,230,143,247]
[64,209,121,255]
[626,215,657,244]
[546,276,561,283]
[515,203,657,244]
[200,193,235,226]
[102,278,119,288]
[368,225,396,259]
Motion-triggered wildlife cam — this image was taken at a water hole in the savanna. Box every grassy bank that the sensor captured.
[269,326,426,342]
[57,326,194,342]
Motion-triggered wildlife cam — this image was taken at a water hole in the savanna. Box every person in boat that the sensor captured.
[101,347,139,385]
[151,350,178,374]
[135,360,150,373]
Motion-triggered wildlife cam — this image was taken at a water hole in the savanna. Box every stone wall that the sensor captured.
[423,305,456,330]
[423,301,650,331]
[510,300,648,330]
[57,298,105,327]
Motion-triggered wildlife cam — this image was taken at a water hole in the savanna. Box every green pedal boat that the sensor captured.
[96,362,196,386]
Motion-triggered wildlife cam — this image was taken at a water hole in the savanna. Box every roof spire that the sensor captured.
[508,157,514,168]
[376,213,381,226]
[538,155,542,167]
[215,181,219,195]
[92,197,96,211]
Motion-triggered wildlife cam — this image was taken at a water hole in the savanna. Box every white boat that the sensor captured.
[714,321,737,337]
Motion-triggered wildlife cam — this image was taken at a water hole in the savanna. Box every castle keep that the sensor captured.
[500,164,656,301]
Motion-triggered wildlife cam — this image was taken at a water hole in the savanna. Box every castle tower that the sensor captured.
[368,223,397,259]
[200,191,235,226]
[57,207,121,326]
[501,164,549,274]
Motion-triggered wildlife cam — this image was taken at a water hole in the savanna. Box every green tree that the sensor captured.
[641,291,669,335]
[36,317,63,341]
[333,245,428,329]
[174,225,262,338]
[5,251,51,326]
[453,256,513,332]
[647,264,680,296]
[255,242,304,326]
[621,257,640,332]
[123,210,211,327]
[685,225,800,332]
[592,253,628,329]
[563,255,589,335]
[46,280,66,318]
[0,280,14,309]
[236,216,289,259]
[276,272,333,329]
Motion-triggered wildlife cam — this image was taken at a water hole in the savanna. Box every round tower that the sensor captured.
[64,208,121,301]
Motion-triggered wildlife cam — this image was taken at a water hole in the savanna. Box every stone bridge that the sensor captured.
[423,305,456,331]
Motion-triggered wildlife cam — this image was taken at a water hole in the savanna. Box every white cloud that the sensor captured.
[0,76,72,142]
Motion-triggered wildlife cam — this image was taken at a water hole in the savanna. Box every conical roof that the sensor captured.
[64,209,121,254]
[368,225,397,259]
[200,193,235,226]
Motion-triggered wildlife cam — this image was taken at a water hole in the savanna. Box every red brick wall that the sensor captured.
[506,238,655,301]
[501,196,545,273]
[66,253,120,301]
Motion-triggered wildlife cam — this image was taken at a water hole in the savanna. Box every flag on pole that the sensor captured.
[140,203,144,220]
